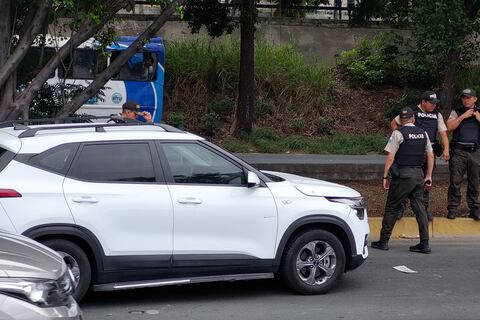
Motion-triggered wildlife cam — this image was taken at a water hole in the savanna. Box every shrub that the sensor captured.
[254,100,274,118]
[292,117,308,132]
[385,90,420,121]
[338,32,405,88]
[208,98,234,117]
[201,111,221,135]
[250,127,280,141]
[222,137,253,153]
[316,116,333,135]
[168,111,186,129]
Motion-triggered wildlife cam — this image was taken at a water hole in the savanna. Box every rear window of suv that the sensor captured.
[28,143,79,175]
[0,147,15,173]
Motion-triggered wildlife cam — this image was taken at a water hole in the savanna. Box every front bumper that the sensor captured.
[0,294,82,320]
[347,253,367,271]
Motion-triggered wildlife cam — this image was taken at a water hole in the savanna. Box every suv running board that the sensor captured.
[92,273,274,292]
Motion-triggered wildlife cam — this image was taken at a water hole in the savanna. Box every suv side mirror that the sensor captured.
[247,171,260,188]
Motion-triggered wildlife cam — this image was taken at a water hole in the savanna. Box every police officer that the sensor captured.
[121,100,152,122]
[446,88,480,221]
[390,91,449,221]
[372,107,434,253]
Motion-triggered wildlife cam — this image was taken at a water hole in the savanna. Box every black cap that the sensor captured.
[122,100,140,111]
[460,88,477,98]
[399,107,414,119]
[421,91,440,104]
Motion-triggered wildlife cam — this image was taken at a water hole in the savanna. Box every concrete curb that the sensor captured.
[369,217,480,239]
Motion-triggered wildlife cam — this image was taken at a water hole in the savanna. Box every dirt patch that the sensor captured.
[339,180,471,218]
[323,73,404,136]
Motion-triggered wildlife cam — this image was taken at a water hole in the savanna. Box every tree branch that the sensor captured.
[4,0,129,120]
[56,0,185,117]
[0,0,52,89]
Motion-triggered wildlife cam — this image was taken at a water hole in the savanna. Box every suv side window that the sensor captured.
[69,143,156,183]
[28,143,78,175]
[160,142,246,185]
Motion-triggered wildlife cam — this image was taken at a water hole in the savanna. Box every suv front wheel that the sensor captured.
[281,229,345,294]
[42,239,91,301]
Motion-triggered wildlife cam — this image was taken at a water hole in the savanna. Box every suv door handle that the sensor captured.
[177,197,202,204]
[72,196,99,204]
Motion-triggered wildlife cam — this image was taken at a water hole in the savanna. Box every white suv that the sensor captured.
[0,119,369,300]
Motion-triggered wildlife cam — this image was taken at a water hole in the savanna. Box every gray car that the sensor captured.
[0,230,82,320]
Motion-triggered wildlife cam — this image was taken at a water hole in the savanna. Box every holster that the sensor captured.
[389,162,400,179]
[432,142,443,157]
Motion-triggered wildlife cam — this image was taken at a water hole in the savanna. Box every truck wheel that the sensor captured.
[42,239,91,301]
[280,229,345,294]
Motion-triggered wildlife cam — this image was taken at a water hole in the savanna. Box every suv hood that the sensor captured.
[0,231,65,280]
[263,170,361,198]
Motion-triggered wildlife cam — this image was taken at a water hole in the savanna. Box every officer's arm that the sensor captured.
[382,152,395,189]
[425,150,434,185]
[439,131,450,160]
[390,117,399,131]
[447,110,471,131]
[383,152,395,179]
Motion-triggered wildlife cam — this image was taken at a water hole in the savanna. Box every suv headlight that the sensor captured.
[0,270,74,307]
[326,197,366,220]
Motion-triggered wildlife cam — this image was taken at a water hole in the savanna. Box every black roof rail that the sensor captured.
[0,116,185,138]
[0,116,107,128]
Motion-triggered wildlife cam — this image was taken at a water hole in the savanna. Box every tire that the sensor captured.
[280,229,345,295]
[42,239,91,301]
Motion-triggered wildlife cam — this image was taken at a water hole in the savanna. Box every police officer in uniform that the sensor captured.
[372,107,434,253]
[446,88,480,221]
[121,100,152,122]
[390,91,449,221]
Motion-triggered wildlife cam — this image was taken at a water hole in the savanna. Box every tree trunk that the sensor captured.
[0,0,13,121]
[440,50,460,112]
[3,0,128,120]
[56,0,184,117]
[0,0,51,89]
[232,0,256,136]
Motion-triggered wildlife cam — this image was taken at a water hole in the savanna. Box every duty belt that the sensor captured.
[453,142,477,152]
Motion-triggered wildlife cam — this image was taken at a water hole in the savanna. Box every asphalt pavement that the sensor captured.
[80,239,480,320]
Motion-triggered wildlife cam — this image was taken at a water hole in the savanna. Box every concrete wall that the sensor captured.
[114,17,410,65]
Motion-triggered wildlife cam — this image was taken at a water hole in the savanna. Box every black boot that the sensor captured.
[469,208,480,221]
[446,211,456,220]
[371,240,389,251]
[409,241,431,254]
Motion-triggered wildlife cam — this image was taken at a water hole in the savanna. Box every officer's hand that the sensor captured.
[462,109,475,119]
[442,149,450,161]
[140,111,152,122]
[474,111,480,121]
[383,178,390,190]
[424,177,432,188]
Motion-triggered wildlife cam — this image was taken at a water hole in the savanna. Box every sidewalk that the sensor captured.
[369,217,480,239]
[236,153,479,239]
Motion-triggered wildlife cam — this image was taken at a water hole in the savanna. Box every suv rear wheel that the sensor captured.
[42,239,91,301]
[281,229,345,294]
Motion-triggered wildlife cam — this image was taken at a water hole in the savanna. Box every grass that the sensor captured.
[164,36,332,133]
[222,130,387,155]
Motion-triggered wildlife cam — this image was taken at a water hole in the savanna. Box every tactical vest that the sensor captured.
[452,106,480,144]
[395,126,427,167]
[412,105,438,143]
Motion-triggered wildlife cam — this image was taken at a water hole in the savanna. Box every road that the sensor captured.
[81,239,480,320]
